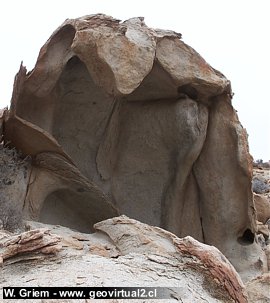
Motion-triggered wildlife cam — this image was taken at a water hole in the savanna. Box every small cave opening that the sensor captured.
[237,228,255,245]
[39,189,97,233]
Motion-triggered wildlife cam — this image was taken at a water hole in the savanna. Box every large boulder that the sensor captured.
[1,14,265,279]
[254,193,270,224]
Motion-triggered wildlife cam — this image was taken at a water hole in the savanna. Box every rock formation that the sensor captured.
[245,273,270,303]
[0,216,248,303]
[0,228,61,264]
[0,14,268,281]
[254,193,270,225]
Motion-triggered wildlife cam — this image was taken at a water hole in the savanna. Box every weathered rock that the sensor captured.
[72,16,157,95]
[246,273,270,303]
[1,14,263,280]
[0,228,61,265]
[253,177,270,194]
[254,193,270,224]
[265,244,270,270]
[253,168,270,194]
[0,216,248,303]
[156,37,228,100]
[24,152,118,233]
[257,221,269,240]
[192,96,266,281]
[0,108,5,140]
[0,145,30,231]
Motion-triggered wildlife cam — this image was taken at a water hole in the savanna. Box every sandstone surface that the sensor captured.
[0,14,267,282]
[0,216,248,303]
[254,193,270,224]
[245,273,270,303]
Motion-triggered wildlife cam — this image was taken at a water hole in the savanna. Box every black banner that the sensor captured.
[3,287,174,300]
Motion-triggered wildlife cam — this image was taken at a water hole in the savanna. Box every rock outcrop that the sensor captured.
[0,108,4,140]
[0,14,266,280]
[0,228,61,264]
[246,273,270,303]
[254,193,270,224]
[0,216,248,303]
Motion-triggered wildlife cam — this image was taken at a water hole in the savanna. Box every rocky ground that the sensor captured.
[0,169,269,303]
[253,166,270,244]
[1,216,248,303]
[253,166,270,194]
[248,166,270,303]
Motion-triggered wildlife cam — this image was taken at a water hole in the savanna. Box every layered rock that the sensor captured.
[1,14,265,279]
[0,228,61,264]
[0,216,248,303]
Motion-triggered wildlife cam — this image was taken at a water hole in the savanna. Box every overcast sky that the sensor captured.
[0,0,269,160]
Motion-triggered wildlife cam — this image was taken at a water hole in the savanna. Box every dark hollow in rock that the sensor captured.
[1,14,265,280]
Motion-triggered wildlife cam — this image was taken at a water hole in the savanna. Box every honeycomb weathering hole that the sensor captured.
[237,229,255,245]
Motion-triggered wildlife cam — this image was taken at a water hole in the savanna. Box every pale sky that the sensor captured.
[0,0,269,160]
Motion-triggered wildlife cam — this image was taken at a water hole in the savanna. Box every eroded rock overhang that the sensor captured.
[2,14,261,278]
